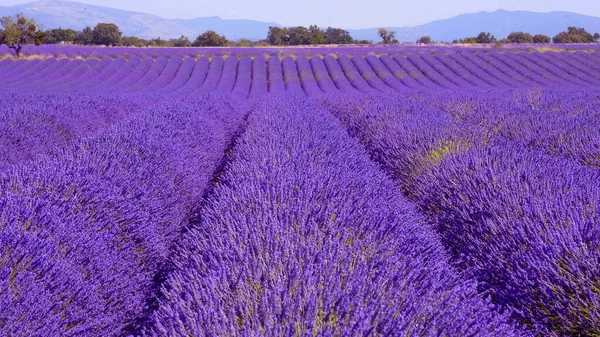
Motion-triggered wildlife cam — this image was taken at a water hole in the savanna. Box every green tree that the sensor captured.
[532,34,551,44]
[417,36,433,44]
[150,37,169,47]
[0,13,44,57]
[253,39,270,47]
[453,37,478,44]
[507,32,534,43]
[378,28,398,44]
[44,27,77,44]
[170,35,191,47]
[75,26,94,45]
[120,36,148,47]
[324,27,354,44]
[309,25,325,45]
[192,30,228,46]
[287,26,312,45]
[267,26,288,45]
[553,26,595,43]
[594,32,600,43]
[476,32,496,43]
[237,38,252,47]
[92,23,121,46]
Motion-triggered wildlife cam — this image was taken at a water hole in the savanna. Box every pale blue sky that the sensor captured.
[2,0,600,28]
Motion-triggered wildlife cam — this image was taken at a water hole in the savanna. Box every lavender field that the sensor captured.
[0,46,599,337]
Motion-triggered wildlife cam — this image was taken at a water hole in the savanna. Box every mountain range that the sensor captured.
[1,0,600,42]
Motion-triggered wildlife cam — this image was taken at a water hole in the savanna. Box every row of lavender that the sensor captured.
[2,50,600,95]
[318,89,600,336]
[0,91,525,336]
[0,93,155,170]
[1,89,598,336]
[2,44,600,59]
[0,93,248,335]
[140,94,522,336]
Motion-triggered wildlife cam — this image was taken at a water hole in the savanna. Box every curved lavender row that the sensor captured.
[248,55,268,99]
[58,57,112,92]
[16,59,82,92]
[75,57,128,91]
[4,44,600,59]
[351,55,397,93]
[198,56,224,92]
[433,53,492,88]
[365,55,413,92]
[581,49,600,63]
[3,51,599,95]
[453,51,518,88]
[0,59,45,86]
[231,56,252,98]
[309,55,339,93]
[498,52,559,87]
[517,52,580,86]
[10,59,75,92]
[440,89,600,168]
[177,56,210,94]
[0,93,248,337]
[143,93,522,337]
[0,93,151,171]
[536,88,600,120]
[28,59,86,92]
[553,52,600,82]
[146,57,183,92]
[381,54,434,89]
[295,55,322,96]
[450,51,511,87]
[338,54,380,93]
[575,51,600,73]
[282,56,304,94]
[476,52,537,86]
[50,59,101,92]
[534,52,600,86]
[0,59,33,84]
[323,55,359,93]
[45,59,86,82]
[26,59,75,87]
[90,56,143,93]
[318,93,600,336]
[215,56,238,93]
[267,56,285,93]
[519,52,583,86]
[0,58,23,74]
[1,58,60,89]
[413,141,600,337]
[419,53,472,88]
[160,57,195,93]
[405,53,457,89]
[101,57,155,92]
[125,57,169,93]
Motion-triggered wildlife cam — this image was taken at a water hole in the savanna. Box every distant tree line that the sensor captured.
[266,26,371,45]
[3,13,600,57]
[449,26,600,45]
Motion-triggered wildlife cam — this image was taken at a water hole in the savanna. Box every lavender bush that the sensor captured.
[143,94,522,336]
[0,94,247,336]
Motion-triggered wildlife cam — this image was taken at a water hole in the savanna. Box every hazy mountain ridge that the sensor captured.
[352,10,600,42]
[1,0,600,42]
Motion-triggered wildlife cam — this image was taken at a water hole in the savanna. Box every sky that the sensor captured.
[2,0,600,28]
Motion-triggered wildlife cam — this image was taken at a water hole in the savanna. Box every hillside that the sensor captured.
[350,10,600,42]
